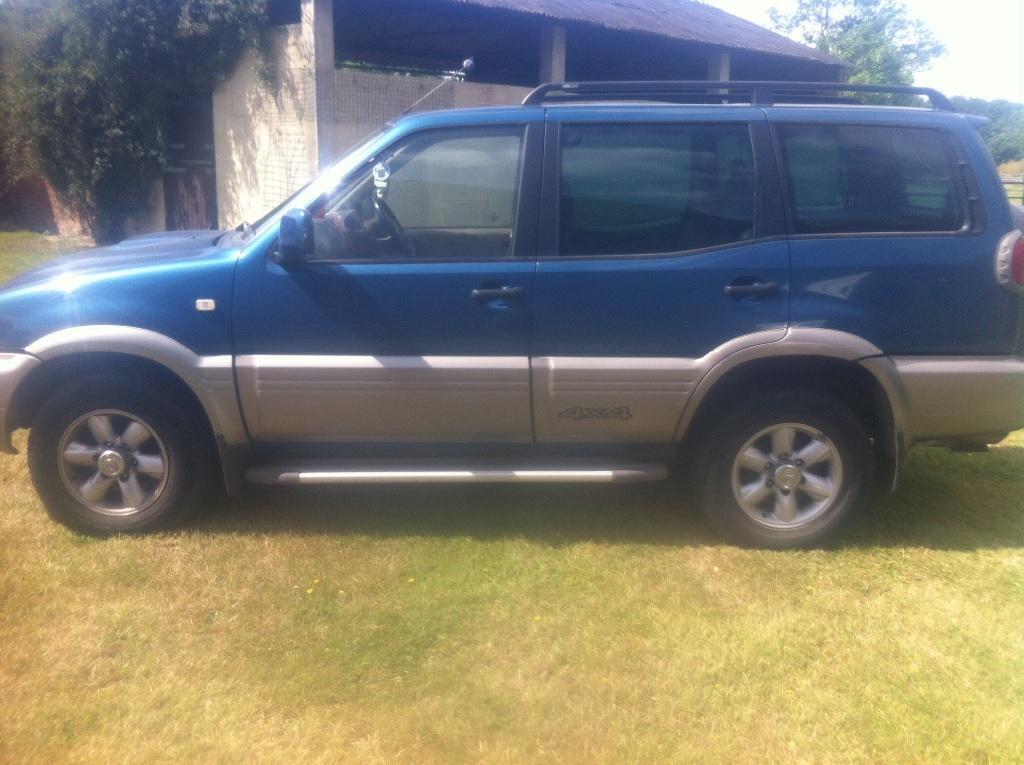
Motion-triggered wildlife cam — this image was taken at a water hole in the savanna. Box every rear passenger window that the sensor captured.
[778,124,964,234]
[558,123,755,256]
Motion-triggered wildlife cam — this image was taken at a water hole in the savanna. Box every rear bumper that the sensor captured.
[0,352,41,453]
[893,356,1024,443]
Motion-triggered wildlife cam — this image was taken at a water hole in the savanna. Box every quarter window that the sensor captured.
[558,123,756,256]
[777,124,964,234]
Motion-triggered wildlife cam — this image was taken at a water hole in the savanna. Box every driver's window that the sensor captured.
[311,126,524,261]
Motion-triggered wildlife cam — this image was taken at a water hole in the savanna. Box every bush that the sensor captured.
[0,3,38,198]
[4,0,268,242]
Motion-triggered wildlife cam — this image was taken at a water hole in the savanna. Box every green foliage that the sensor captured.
[0,2,44,196]
[770,0,945,91]
[951,97,1024,165]
[2,0,269,242]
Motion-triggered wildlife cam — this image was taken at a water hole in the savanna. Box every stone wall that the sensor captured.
[212,24,319,230]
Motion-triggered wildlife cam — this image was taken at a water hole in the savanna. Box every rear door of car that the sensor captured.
[530,106,790,442]
[769,108,1019,356]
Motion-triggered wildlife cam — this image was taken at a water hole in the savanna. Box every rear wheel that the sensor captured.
[28,380,212,534]
[697,391,873,548]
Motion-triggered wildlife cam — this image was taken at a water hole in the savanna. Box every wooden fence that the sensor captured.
[1003,175,1024,204]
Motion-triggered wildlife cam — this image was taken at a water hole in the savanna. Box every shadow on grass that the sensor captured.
[187,445,1024,552]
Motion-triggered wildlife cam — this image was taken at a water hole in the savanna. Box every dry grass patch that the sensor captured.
[2,431,1024,763]
[0,230,92,282]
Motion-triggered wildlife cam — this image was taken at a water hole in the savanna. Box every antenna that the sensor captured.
[399,58,475,117]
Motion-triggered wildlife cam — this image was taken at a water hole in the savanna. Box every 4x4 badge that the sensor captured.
[558,406,633,421]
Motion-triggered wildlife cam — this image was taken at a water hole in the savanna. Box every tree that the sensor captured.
[951,97,1024,166]
[769,0,945,88]
[769,1,1023,163]
[4,0,268,242]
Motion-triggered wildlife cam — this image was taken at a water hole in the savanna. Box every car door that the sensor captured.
[233,122,542,443]
[530,109,790,442]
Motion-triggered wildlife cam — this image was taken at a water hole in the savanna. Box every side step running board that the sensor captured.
[245,463,669,485]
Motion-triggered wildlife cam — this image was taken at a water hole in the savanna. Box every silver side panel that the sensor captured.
[532,330,787,443]
[531,356,703,442]
[246,463,668,485]
[235,355,533,442]
[16,327,929,454]
[0,352,41,453]
[892,356,1024,441]
[24,325,247,445]
[529,329,899,443]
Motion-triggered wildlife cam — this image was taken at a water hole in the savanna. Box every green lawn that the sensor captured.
[2,232,1024,762]
[0,230,92,282]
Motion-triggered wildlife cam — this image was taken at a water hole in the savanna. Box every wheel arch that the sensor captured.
[11,326,249,492]
[675,329,910,491]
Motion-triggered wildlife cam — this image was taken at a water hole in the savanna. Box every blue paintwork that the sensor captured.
[532,241,790,357]
[232,256,535,357]
[0,230,239,355]
[0,101,1017,389]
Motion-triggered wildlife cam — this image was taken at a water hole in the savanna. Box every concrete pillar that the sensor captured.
[708,51,731,82]
[304,0,335,169]
[539,25,567,83]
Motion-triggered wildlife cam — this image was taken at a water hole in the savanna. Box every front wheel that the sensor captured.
[28,380,211,534]
[697,391,874,548]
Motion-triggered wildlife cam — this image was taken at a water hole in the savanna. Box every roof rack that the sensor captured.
[521,81,956,111]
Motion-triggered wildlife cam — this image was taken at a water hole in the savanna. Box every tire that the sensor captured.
[28,378,213,535]
[696,391,874,549]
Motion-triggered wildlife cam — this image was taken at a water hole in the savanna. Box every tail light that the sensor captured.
[996,230,1024,289]
[1014,237,1024,286]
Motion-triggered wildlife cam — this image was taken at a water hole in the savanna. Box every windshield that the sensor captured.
[241,126,398,240]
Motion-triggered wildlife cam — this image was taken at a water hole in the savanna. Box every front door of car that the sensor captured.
[530,111,791,442]
[233,122,542,443]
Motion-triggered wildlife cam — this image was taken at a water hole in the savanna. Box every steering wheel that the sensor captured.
[370,195,415,258]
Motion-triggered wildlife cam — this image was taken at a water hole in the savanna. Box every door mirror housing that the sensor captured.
[275,208,315,268]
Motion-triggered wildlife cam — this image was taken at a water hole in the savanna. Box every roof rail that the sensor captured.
[521,81,956,111]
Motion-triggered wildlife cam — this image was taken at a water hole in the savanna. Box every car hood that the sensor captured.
[1,229,229,291]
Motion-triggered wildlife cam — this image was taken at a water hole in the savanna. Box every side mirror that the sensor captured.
[275,208,314,268]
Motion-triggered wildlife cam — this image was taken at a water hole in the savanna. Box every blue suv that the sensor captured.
[1,81,1023,548]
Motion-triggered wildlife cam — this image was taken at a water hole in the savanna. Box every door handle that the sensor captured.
[724,281,780,297]
[472,285,524,302]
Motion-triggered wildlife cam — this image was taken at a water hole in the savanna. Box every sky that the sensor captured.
[705,0,1024,103]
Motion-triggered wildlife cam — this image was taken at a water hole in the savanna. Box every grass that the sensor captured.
[2,232,1024,762]
[1000,160,1024,177]
[0,230,93,282]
